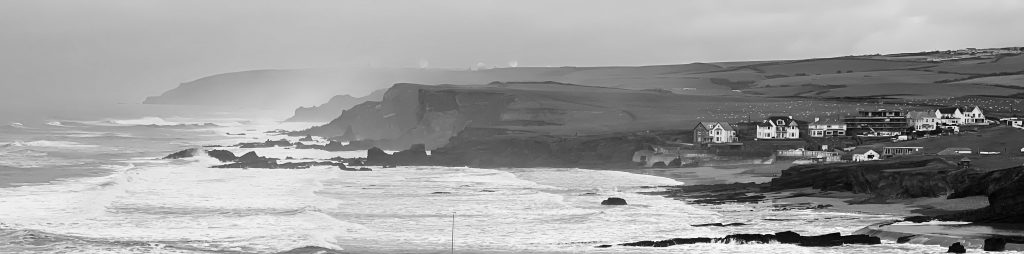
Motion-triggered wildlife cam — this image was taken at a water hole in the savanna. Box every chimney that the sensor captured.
[788,116,793,119]
[814,117,820,122]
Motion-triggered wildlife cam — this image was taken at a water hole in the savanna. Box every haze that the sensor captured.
[1,0,1022,105]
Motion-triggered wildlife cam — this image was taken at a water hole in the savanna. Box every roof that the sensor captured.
[906,111,935,119]
[764,116,798,126]
[811,117,843,125]
[851,147,877,154]
[937,107,960,114]
[696,122,734,131]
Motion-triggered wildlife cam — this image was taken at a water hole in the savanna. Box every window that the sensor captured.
[825,131,833,135]
[838,131,845,135]
[777,120,784,125]
[715,130,721,135]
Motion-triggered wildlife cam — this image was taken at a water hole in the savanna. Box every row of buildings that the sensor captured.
[694,107,989,145]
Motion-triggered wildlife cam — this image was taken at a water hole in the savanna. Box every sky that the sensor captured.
[1,0,1023,105]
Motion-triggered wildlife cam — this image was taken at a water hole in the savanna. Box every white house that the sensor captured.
[808,117,846,137]
[907,111,938,132]
[757,116,800,139]
[936,107,964,126]
[694,122,738,145]
[961,106,987,125]
[935,106,986,126]
[850,148,881,162]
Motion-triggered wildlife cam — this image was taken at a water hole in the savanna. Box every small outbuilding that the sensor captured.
[850,148,880,162]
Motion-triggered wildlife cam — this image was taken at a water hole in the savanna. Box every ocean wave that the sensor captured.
[2,140,97,148]
[97,117,231,128]
[46,121,67,127]
[8,122,27,128]
[0,162,356,253]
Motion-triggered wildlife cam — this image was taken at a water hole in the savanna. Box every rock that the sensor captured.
[610,231,879,248]
[692,223,748,227]
[237,151,263,162]
[299,135,314,142]
[206,150,237,162]
[239,139,292,148]
[391,144,428,165]
[601,197,628,205]
[358,167,372,171]
[984,237,1007,251]
[163,148,198,159]
[366,147,391,165]
[213,151,280,168]
[896,235,916,243]
[948,242,967,253]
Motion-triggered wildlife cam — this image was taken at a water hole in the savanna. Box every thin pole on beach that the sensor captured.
[451,212,456,254]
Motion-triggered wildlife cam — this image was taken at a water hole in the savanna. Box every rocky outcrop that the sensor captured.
[238,139,292,148]
[608,231,880,248]
[163,148,198,159]
[911,166,1024,223]
[768,158,954,201]
[948,242,966,253]
[600,197,628,205]
[206,150,237,162]
[296,140,376,151]
[364,144,429,166]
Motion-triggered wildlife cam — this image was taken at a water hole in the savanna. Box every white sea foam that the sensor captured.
[1,140,97,148]
[0,160,358,253]
[8,122,26,128]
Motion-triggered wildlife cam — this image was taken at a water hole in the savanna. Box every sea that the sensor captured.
[0,103,956,253]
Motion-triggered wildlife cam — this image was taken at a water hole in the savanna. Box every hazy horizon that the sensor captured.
[2,0,1023,105]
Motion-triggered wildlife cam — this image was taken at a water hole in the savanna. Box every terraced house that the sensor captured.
[693,122,738,145]
[757,116,800,139]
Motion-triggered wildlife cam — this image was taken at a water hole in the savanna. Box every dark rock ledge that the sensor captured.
[599,231,879,248]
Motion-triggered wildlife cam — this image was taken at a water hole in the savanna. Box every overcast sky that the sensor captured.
[1,0,1022,104]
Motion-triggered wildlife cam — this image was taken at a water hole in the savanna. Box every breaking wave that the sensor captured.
[2,140,97,148]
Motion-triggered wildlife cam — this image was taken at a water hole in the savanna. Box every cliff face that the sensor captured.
[769,159,954,201]
[430,128,660,168]
[772,160,1024,222]
[937,166,1024,222]
[297,83,521,149]
[296,80,738,149]
[285,89,386,122]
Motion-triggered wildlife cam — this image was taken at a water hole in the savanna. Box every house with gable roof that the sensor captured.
[694,122,738,145]
[808,117,846,137]
[757,116,801,139]
[935,106,987,126]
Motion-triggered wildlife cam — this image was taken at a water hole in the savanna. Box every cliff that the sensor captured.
[429,128,661,168]
[769,158,1024,222]
[293,81,762,149]
[285,89,386,122]
[143,69,394,109]
[927,166,1024,223]
[768,158,955,201]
